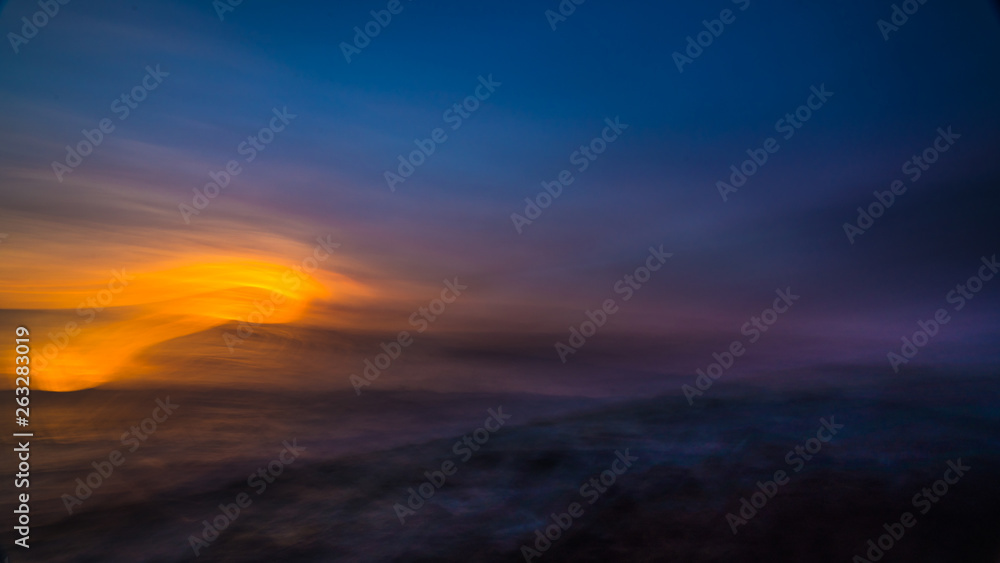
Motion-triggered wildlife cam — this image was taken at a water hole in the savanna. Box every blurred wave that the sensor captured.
[4,369,998,562]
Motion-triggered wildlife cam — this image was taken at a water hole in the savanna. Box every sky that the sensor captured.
[1,0,999,392]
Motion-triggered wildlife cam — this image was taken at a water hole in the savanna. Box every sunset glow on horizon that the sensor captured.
[2,253,373,391]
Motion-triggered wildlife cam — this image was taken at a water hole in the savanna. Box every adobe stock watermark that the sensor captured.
[544,0,586,31]
[384,74,501,192]
[887,254,996,372]
[877,0,931,41]
[555,245,671,363]
[7,0,71,54]
[179,106,296,224]
[519,449,638,562]
[51,65,169,182]
[223,235,341,351]
[35,269,135,373]
[682,287,799,405]
[61,397,179,514]
[340,0,414,63]
[851,459,968,562]
[188,439,306,557]
[350,278,467,394]
[511,117,628,234]
[212,0,244,21]
[843,127,959,244]
[393,407,511,524]
[715,84,834,202]
[672,0,751,73]
[726,417,843,534]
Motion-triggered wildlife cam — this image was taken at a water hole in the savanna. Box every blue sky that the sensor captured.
[1,0,999,385]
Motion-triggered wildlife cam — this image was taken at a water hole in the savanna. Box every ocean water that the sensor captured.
[2,371,998,562]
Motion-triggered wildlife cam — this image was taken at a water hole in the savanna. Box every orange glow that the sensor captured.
[5,259,367,391]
